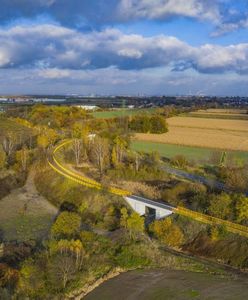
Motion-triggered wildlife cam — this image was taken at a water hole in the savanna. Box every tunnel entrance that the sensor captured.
[145,206,156,225]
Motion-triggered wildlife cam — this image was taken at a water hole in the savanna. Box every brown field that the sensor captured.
[135,116,248,151]
[199,109,247,114]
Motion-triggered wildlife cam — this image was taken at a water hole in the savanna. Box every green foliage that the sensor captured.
[51,212,81,239]
[120,207,129,229]
[208,193,232,220]
[116,244,151,268]
[126,212,144,239]
[18,258,46,298]
[234,194,248,223]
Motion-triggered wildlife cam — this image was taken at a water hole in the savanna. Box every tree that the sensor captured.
[2,132,16,156]
[91,136,109,175]
[0,146,6,169]
[126,212,144,239]
[72,138,82,166]
[150,115,168,133]
[120,207,129,229]
[103,205,118,230]
[15,146,29,171]
[111,136,127,167]
[48,255,76,289]
[208,193,232,219]
[18,259,45,297]
[37,128,58,150]
[150,218,184,247]
[51,212,81,238]
[235,194,248,223]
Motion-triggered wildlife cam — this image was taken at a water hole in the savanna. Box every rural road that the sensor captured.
[162,164,229,192]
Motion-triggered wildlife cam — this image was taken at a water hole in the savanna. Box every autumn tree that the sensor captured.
[51,212,81,239]
[150,218,184,247]
[111,136,127,167]
[15,146,29,171]
[37,127,58,150]
[235,194,248,223]
[208,193,232,220]
[18,259,45,298]
[0,146,6,169]
[120,207,129,229]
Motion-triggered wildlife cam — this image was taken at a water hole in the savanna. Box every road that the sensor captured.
[162,165,228,191]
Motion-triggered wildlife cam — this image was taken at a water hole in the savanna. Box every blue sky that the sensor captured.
[1,0,248,96]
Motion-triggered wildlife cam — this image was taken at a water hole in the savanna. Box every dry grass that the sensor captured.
[202,109,247,114]
[120,181,161,199]
[135,116,248,151]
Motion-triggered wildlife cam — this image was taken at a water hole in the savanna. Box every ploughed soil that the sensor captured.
[85,269,248,300]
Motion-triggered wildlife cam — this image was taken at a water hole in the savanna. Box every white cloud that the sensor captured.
[1,24,248,75]
[119,0,221,23]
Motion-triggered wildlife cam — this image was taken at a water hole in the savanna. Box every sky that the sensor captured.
[1,0,248,96]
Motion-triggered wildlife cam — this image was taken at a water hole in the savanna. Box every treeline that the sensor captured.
[129,114,168,133]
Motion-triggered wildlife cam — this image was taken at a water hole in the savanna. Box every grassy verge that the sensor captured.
[92,108,156,119]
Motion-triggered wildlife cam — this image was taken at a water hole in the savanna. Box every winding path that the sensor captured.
[48,140,248,238]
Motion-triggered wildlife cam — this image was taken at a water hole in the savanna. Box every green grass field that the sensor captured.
[131,140,248,162]
[92,108,156,119]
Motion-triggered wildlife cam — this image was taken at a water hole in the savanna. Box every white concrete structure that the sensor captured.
[76,105,99,111]
[125,195,174,219]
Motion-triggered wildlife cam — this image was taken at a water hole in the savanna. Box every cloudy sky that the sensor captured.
[1,0,248,95]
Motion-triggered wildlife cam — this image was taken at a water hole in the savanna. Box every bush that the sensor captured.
[171,155,188,168]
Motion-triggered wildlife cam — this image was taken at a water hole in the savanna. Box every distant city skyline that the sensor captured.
[1,1,248,95]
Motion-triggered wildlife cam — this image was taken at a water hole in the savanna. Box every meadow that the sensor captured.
[135,116,248,152]
[92,108,156,119]
[131,140,248,161]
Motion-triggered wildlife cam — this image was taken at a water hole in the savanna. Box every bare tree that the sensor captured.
[2,132,16,156]
[91,136,109,175]
[16,146,29,171]
[72,138,82,167]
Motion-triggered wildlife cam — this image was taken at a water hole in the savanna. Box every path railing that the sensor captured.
[48,140,248,238]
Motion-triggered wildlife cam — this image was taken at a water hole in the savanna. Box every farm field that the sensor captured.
[185,108,248,120]
[92,108,156,119]
[131,140,248,161]
[135,116,248,152]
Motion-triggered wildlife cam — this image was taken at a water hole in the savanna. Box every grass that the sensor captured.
[92,108,156,119]
[0,116,32,141]
[131,140,248,161]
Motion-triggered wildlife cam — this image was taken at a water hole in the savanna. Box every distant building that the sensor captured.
[76,105,99,111]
